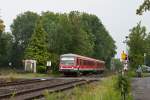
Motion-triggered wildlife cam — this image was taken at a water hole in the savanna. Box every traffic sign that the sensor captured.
[121,51,127,60]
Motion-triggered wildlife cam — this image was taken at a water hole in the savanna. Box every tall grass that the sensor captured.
[44,76,133,100]
[0,67,49,79]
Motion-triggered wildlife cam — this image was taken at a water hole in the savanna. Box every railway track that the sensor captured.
[0,78,98,100]
[0,78,53,87]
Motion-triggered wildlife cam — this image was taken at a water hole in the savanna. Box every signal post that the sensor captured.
[121,51,128,73]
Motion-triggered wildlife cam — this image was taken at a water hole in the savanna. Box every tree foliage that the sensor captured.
[0,19,13,66]
[8,11,116,70]
[0,19,5,34]
[41,11,116,69]
[24,20,50,65]
[145,33,150,66]
[111,58,123,71]
[10,11,39,67]
[0,32,13,66]
[137,0,150,15]
[68,11,94,56]
[127,22,148,68]
[136,1,150,66]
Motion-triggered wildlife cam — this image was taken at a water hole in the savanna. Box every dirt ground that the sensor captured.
[131,77,150,100]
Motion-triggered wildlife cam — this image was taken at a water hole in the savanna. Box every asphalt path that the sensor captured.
[132,77,150,100]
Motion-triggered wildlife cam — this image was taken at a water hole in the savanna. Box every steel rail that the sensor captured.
[0,79,54,87]
[0,79,98,100]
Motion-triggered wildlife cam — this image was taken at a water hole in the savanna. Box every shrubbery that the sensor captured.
[116,72,131,100]
[37,66,47,73]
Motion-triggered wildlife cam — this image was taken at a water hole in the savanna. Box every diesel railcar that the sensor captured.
[59,54,105,75]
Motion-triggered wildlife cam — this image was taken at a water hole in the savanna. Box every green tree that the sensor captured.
[79,13,116,68]
[0,19,13,67]
[10,11,39,67]
[127,22,147,68]
[41,12,72,55]
[68,11,94,56]
[111,58,123,71]
[0,19,5,34]
[10,10,116,70]
[137,0,150,15]
[41,11,116,69]
[0,32,13,66]
[24,20,50,66]
[136,1,150,66]
[0,19,5,57]
[0,19,10,67]
[41,12,73,69]
[145,34,150,66]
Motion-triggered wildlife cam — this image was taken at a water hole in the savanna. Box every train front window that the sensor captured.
[61,57,75,65]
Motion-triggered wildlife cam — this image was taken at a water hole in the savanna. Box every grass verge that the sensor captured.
[44,76,133,100]
[0,67,61,79]
[127,70,150,77]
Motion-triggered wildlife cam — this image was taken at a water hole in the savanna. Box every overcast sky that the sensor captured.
[0,0,150,58]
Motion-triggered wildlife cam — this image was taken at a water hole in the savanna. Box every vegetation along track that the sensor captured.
[0,78,98,100]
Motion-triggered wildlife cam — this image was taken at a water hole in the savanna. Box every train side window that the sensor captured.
[78,59,80,66]
[82,60,84,66]
[86,60,88,65]
[99,63,101,66]
[79,59,81,65]
[90,61,92,66]
[100,63,102,66]
[80,60,83,65]
[87,61,89,66]
[77,59,79,65]
[85,60,87,65]
[84,60,86,65]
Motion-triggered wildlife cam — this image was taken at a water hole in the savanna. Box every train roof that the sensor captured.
[60,53,105,63]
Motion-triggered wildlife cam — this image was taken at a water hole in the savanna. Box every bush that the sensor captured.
[127,70,136,77]
[37,65,46,73]
[116,73,131,100]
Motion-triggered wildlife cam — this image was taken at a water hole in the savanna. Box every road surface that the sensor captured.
[131,77,150,100]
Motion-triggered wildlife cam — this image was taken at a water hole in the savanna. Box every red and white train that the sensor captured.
[59,54,105,75]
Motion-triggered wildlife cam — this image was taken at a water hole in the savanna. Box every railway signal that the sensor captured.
[121,51,127,61]
[121,51,128,73]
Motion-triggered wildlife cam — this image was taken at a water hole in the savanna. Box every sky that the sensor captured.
[0,0,150,58]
